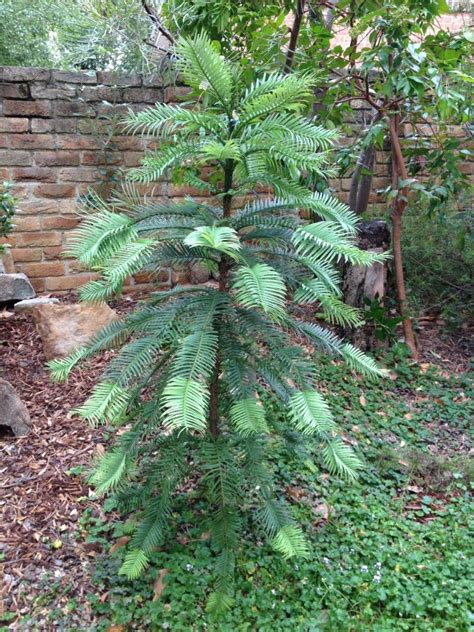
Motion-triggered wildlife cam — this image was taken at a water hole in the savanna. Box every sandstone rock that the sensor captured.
[30,302,119,360]
[0,273,35,303]
[14,297,60,312]
[0,379,31,436]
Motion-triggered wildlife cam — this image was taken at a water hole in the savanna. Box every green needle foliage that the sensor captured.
[49,33,387,611]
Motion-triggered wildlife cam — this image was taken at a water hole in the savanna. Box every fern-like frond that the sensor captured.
[229,398,268,436]
[125,102,226,137]
[176,33,234,111]
[288,390,336,435]
[72,382,130,425]
[293,221,386,266]
[184,225,241,259]
[341,343,387,379]
[323,439,363,480]
[232,263,286,320]
[161,376,209,433]
[271,525,310,559]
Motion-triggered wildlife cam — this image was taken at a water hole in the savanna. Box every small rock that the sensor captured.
[0,273,35,303]
[0,378,31,436]
[30,302,120,360]
[14,297,60,312]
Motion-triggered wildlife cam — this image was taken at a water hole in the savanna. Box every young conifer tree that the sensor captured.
[50,33,386,610]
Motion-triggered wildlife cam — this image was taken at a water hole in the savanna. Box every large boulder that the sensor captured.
[0,379,31,436]
[0,273,35,303]
[29,302,119,360]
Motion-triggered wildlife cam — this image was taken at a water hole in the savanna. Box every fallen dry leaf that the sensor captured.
[152,569,169,601]
[314,503,329,521]
[110,536,130,554]
[359,394,367,406]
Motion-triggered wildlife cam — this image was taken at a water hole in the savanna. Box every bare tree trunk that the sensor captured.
[348,110,382,215]
[389,115,418,359]
[208,160,234,438]
[284,0,306,73]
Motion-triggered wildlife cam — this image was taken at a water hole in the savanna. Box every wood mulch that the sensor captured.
[0,296,139,629]
[0,296,471,629]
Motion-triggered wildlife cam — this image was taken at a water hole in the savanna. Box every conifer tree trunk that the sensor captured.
[209,159,235,438]
[389,115,418,359]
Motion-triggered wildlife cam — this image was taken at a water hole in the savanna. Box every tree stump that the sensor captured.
[342,220,390,350]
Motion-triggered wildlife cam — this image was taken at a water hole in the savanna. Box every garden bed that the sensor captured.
[0,299,472,630]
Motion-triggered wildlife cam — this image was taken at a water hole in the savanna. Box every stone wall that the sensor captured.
[0,65,472,293]
[0,66,182,293]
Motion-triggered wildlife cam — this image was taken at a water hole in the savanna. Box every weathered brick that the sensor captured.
[67,260,87,273]
[58,167,98,182]
[21,261,66,278]
[113,135,145,151]
[78,85,123,102]
[15,231,62,247]
[11,184,29,199]
[10,134,56,149]
[52,70,96,84]
[33,184,77,199]
[42,215,80,230]
[122,87,162,103]
[0,83,29,99]
[143,75,164,88]
[3,100,51,118]
[57,134,101,150]
[95,103,131,117]
[2,67,51,82]
[164,86,191,102]
[57,199,80,215]
[31,118,80,134]
[0,151,32,166]
[0,118,29,133]
[168,184,206,197]
[18,200,59,215]
[35,151,80,167]
[30,278,46,292]
[30,83,77,100]
[77,118,111,134]
[30,118,54,133]
[11,247,43,262]
[459,162,473,175]
[97,71,141,87]
[81,151,122,166]
[13,216,41,232]
[54,101,96,117]
[121,152,143,167]
[43,246,63,260]
[12,167,55,182]
[0,135,8,148]
[45,273,98,291]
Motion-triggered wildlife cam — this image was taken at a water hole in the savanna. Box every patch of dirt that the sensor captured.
[417,316,473,373]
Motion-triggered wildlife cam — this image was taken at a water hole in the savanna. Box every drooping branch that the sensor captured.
[140,0,175,44]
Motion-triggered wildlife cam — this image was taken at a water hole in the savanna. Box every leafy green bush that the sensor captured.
[0,181,17,256]
[402,203,473,328]
[49,34,385,610]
